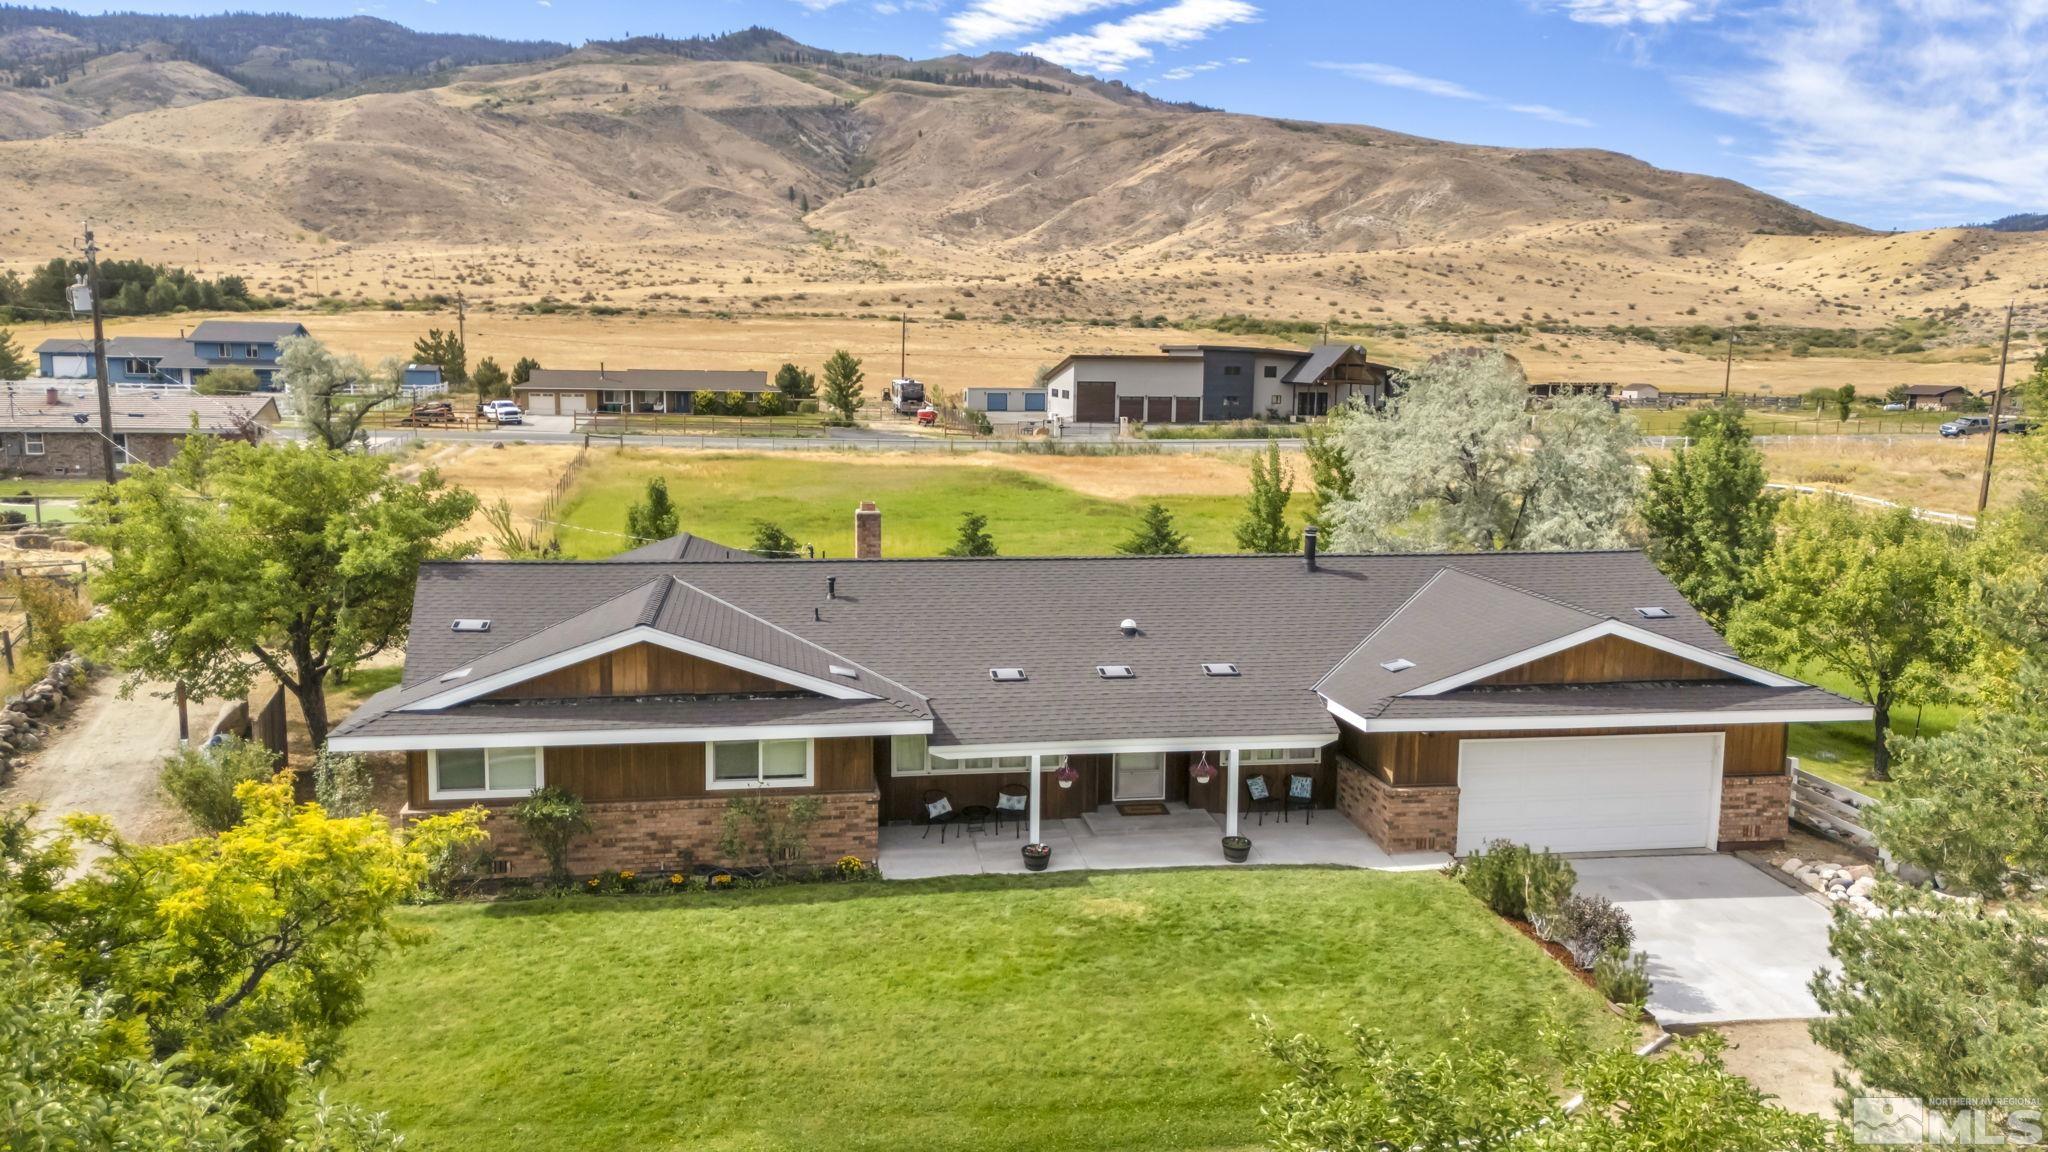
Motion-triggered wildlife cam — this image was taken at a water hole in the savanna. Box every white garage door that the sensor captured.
[527,392,554,414]
[50,354,89,377]
[558,392,587,415]
[1457,733,1721,855]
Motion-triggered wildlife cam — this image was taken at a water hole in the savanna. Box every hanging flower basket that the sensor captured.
[1054,760,1080,790]
[1189,755,1216,786]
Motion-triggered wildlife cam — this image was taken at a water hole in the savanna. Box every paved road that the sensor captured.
[4,678,186,860]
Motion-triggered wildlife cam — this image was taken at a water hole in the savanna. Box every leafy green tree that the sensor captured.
[1300,414,1355,533]
[197,364,262,395]
[751,521,802,557]
[510,356,540,388]
[0,327,27,379]
[513,786,588,886]
[1325,349,1637,552]
[1257,1014,1834,1152]
[411,328,467,386]
[74,439,478,749]
[1833,383,1857,422]
[774,361,817,399]
[1729,499,1975,780]
[1971,486,2048,706]
[1117,502,1190,555]
[941,511,998,557]
[1235,440,1295,553]
[625,477,679,543]
[159,735,279,833]
[1883,382,1910,405]
[471,356,508,399]
[277,335,402,450]
[821,350,864,422]
[1641,403,1780,628]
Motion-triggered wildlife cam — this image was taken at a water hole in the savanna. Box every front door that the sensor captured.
[1112,752,1167,801]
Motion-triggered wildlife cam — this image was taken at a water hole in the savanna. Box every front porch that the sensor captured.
[879,801,1447,878]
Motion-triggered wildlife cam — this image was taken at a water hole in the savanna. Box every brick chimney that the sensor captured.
[854,502,882,559]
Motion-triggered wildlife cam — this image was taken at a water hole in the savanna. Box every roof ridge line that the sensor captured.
[664,576,932,705]
[419,548,1649,570]
[1310,566,1452,701]
[1434,562,1612,621]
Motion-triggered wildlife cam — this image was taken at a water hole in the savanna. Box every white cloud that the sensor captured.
[1153,55,1248,82]
[1315,61,1596,128]
[1682,0,2048,220]
[944,0,1139,49]
[1507,103,1595,127]
[1545,0,1715,24]
[1021,0,1259,73]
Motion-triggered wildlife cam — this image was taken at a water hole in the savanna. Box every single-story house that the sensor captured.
[514,368,772,416]
[1042,343,1397,425]
[1902,384,1971,410]
[329,506,1869,878]
[964,387,1048,422]
[35,321,309,390]
[0,390,280,476]
[1619,383,1662,404]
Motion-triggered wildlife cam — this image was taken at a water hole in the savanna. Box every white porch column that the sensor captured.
[1225,748,1241,837]
[1028,754,1044,845]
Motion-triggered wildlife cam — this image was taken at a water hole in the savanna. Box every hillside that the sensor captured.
[4,24,2048,343]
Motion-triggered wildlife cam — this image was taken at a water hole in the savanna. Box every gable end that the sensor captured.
[1471,634,1736,688]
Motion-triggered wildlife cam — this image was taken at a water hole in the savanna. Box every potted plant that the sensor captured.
[1189,755,1216,786]
[1054,760,1079,790]
[1022,842,1052,871]
[1221,835,1251,863]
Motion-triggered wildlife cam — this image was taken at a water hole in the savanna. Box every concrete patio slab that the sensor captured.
[878,806,1447,878]
[1574,854,1836,1026]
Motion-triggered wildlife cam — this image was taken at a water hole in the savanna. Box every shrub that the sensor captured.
[9,574,85,660]
[406,806,491,899]
[1456,840,1577,922]
[512,786,589,886]
[835,854,870,880]
[1540,893,1636,969]
[1522,849,1577,923]
[311,749,375,817]
[1594,947,1652,1006]
[158,737,278,833]
[718,795,824,874]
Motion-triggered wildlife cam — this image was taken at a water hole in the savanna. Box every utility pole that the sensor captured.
[1722,332,1738,401]
[78,223,116,482]
[1978,300,2016,514]
[456,291,467,355]
[898,313,906,379]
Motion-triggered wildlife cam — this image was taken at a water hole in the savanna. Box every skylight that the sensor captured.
[1636,607,1674,620]
[451,619,491,633]
[989,667,1027,682]
[1379,658,1416,673]
[1201,662,1240,677]
[828,664,859,680]
[1097,665,1135,679]
[438,667,472,683]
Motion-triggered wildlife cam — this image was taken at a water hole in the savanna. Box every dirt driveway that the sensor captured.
[3,677,186,855]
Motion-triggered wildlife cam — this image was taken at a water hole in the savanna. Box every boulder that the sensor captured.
[1848,876,1878,898]
[1779,858,1804,874]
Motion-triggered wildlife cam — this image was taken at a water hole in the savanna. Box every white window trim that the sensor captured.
[22,432,43,457]
[428,746,545,801]
[1238,747,1322,765]
[706,738,815,791]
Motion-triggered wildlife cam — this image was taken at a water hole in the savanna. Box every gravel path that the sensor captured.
[4,677,187,856]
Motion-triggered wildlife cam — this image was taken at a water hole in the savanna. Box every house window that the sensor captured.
[1263,365,1278,378]
[600,390,627,412]
[891,734,928,776]
[244,345,261,359]
[123,358,155,375]
[986,392,1010,412]
[708,738,813,789]
[1222,365,1242,376]
[112,434,132,464]
[429,747,542,800]
[924,752,1034,773]
[1240,747,1321,765]
[1024,392,1046,412]
[22,432,43,457]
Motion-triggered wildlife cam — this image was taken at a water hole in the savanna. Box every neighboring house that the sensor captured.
[965,387,1048,423]
[514,368,773,416]
[1619,383,1662,404]
[328,506,1869,879]
[402,364,447,394]
[1041,343,1396,425]
[1902,384,1971,410]
[34,320,309,389]
[0,390,280,476]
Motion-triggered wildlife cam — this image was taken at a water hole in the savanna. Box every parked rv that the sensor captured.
[887,378,926,414]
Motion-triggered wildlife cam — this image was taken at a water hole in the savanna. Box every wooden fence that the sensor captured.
[205,685,289,762]
[1790,762,1879,851]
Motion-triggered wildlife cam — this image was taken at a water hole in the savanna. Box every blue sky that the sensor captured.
[72,0,2048,229]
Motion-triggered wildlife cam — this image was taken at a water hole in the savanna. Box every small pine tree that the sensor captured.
[774,361,817,399]
[820,350,864,422]
[0,328,27,380]
[941,512,998,557]
[510,356,540,388]
[751,521,801,557]
[1117,502,1190,555]
[412,328,468,386]
[472,357,508,400]
[787,185,796,202]
[800,192,810,213]
[625,477,680,543]
[1234,440,1295,553]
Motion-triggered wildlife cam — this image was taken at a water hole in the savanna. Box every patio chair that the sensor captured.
[1243,774,1280,826]
[921,789,958,843]
[994,784,1030,838]
[1283,774,1315,824]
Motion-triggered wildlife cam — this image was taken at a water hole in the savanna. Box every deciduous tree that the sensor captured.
[1300,414,1355,533]
[1117,501,1190,555]
[625,477,679,543]
[821,350,864,422]
[1235,440,1295,553]
[1641,403,1780,628]
[74,439,478,749]
[277,335,401,451]
[751,521,802,557]
[774,361,817,399]
[1324,349,1637,552]
[1729,499,1975,780]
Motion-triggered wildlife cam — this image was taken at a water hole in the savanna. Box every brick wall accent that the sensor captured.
[412,790,879,879]
[1336,761,1458,853]
[1718,772,1790,849]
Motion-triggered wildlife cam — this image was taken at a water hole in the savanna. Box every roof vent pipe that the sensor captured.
[1120,618,1137,637]
[1304,525,1319,572]
[827,576,837,600]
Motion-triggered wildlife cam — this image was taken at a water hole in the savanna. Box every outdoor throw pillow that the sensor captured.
[926,796,953,819]
[996,792,1028,811]
[1245,777,1270,800]
[1289,775,1313,799]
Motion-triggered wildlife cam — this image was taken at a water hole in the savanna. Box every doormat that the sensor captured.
[1115,802,1171,817]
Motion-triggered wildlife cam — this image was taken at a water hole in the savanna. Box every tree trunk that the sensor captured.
[1870,696,1893,782]
[296,672,330,752]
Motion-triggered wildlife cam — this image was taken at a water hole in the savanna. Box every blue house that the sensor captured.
[32,320,311,389]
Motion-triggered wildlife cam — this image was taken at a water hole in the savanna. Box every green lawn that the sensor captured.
[1783,663,1966,798]
[336,869,1623,1152]
[556,451,1292,559]
[1635,407,1951,437]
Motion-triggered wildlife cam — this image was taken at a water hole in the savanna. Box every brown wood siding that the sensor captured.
[484,642,791,701]
[1472,635,1733,687]
[1341,722,1788,788]
[407,736,874,808]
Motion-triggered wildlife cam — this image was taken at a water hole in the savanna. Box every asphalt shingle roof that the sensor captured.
[606,533,758,562]
[1372,681,1860,721]
[0,392,278,434]
[184,321,308,343]
[516,369,771,392]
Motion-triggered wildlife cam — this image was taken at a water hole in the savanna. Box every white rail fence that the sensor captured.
[1790,761,1879,852]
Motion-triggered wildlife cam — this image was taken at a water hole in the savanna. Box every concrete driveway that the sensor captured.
[1574,854,1835,1026]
